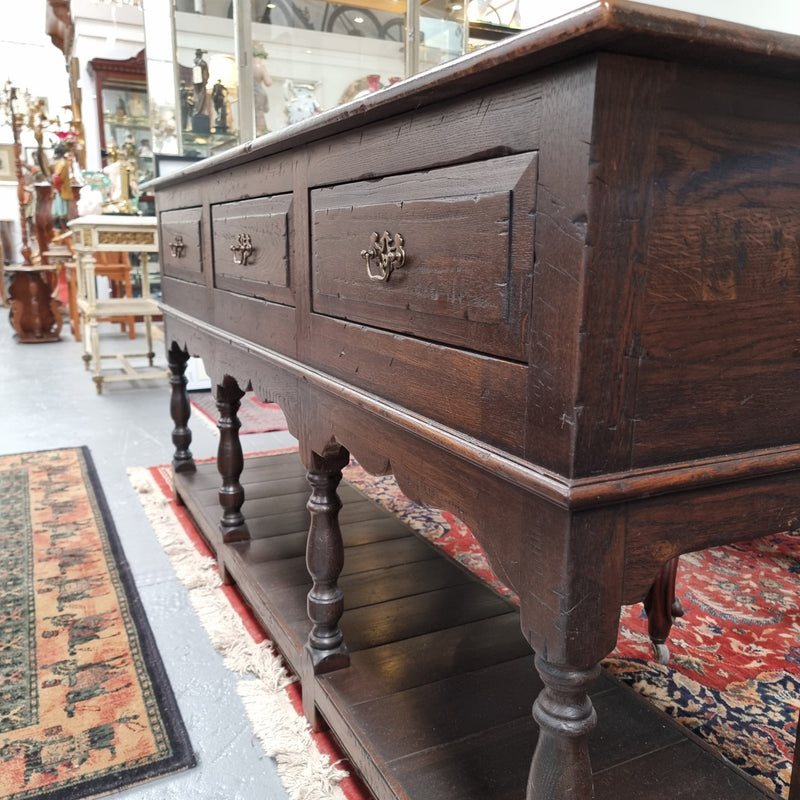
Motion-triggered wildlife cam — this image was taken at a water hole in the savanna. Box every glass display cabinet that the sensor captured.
[88,51,155,189]
[141,0,468,166]
[466,0,523,50]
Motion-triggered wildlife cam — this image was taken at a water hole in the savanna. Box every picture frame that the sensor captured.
[0,144,16,182]
[154,153,202,178]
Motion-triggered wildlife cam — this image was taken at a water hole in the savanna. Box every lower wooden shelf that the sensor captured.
[173,452,779,800]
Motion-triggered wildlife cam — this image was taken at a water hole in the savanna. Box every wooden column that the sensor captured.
[167,341,195,477]
[529,656,601,800]
[302,446,351,728]
[215,376,249,543]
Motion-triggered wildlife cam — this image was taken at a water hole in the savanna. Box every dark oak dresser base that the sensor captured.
[174,453,779,800]
[154,4,800,796]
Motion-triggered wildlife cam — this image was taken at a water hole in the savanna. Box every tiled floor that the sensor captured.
[1,315,297,799]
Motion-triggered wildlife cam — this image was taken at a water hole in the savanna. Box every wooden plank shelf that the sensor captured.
[173,452,779,800]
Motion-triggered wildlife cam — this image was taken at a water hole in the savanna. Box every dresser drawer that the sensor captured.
[161,206,203,284]
[311,153,537,361]
[211,194,293,306]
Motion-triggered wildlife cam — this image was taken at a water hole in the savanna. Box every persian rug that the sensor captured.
[0,447,195,800]
[189,391,288,435]
[135,449,799,799]
[129,456,360,800]
[340,460,800,799]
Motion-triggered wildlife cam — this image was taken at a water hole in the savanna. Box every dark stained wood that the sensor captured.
[157,7,800,797]
[643,556,684,665]
[167,341,195,475]
[211,194,293,305]
[5,265,63,343]
[173,454,782,800]
[160,207,203,284]
[215,376,248,546]
[310,153,538,361]
[303,447,351,680]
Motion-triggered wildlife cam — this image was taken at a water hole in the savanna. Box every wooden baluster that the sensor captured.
[528,656,600,800]
[302,447,351,729]
[167,342,195,477]
[215,376,249,544]
[644,556,684,665]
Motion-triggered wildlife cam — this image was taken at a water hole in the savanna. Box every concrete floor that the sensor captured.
[0,317,297,799]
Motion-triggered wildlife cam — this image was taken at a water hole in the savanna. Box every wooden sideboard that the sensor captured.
[152,4,800,798]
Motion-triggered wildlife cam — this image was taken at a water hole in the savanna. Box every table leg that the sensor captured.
[216,376,249,545]
[168,342,195,477]
[141,254,156,364]
[66,266,80,341]
[124,269,135,338]
[78,252,95,372]
[302,446,351,728]
[644,557,684,664]
[89,316,103,393]
[529,656,601,800]
[144,314,155,366]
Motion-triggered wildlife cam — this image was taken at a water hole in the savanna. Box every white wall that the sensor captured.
[0,0,71,261]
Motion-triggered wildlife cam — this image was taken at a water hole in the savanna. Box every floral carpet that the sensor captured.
[0,448,194,799]
[189,391,288,435]
[341,460,800,798]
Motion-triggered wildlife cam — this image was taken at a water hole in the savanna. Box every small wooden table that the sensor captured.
[3,264,63,343]
[68,215,168,393]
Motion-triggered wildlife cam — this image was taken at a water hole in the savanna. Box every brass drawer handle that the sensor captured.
[168,235,185,258]
[361,231,405,282]
[231,233,254,266]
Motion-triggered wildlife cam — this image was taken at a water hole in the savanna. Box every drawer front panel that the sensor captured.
[311,153,537,361]
[161,207,203,283]
[211,195,293,305]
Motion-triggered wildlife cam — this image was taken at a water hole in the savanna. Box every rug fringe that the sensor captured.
[128,467,348,800]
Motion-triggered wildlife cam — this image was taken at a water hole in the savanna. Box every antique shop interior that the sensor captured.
[1,1,800,799]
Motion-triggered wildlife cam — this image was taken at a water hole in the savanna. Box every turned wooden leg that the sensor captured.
[644,556,684,665]
[89,317,103,394]
[167,342,196,477]
[302,447,351,729]
[528,655,601,800]
[216,376,249,544]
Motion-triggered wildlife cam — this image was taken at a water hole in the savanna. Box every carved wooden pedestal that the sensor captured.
[4,265,63,343]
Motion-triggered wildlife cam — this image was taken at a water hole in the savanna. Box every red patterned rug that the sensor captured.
[139,447,799,798]
[189,391,288,435]
[0,447,195,800]
[340,460,800,798]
